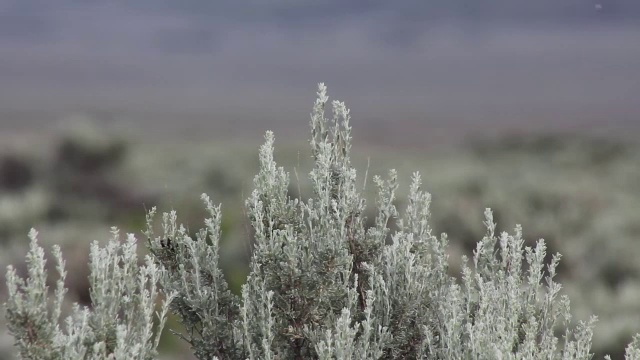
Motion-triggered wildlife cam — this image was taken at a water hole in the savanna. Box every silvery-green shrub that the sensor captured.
[5,83,640,359]
[5,228,173,359]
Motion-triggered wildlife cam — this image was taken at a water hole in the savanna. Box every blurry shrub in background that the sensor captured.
[0,118,159,243]
[0,155,34,192]
[49,120,156,223]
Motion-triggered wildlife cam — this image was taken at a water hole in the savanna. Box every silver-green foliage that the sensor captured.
[6,83,640,359]
[5,228,173,359]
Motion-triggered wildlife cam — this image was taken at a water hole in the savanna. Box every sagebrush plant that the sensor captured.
[5,228,173,359]
[5,83,640,359]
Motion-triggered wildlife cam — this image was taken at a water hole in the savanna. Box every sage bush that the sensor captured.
[5,83,640,359]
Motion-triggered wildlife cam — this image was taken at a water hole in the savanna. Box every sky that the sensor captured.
[1,0,639,143]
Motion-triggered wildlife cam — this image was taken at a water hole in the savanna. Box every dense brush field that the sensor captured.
[1,117,639,358]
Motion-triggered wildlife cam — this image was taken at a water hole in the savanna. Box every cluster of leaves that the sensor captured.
[5,228,172,359]
[5,84,640,359]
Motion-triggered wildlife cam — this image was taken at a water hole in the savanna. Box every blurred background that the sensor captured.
[1,1,639,358]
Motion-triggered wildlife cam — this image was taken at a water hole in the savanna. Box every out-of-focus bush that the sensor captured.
[0,155,34,192]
